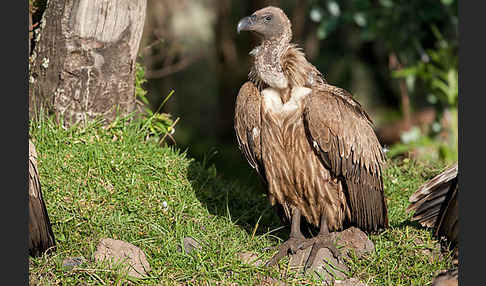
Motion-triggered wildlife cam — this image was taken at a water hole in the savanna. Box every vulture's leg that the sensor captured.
[265,206,307,267]
[301,215,342,272]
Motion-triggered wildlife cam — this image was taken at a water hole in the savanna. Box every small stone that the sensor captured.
[334,227,375,258]
[414,238,443,262]
[177,237,202,254]
[237,251,263,266]
[94,238,151,278]
[62,256,86,270]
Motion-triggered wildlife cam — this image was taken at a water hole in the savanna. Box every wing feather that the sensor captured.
[234,82,266,184]
[407,163,458,250]
[29,140,56,257]
[303,84,388,232]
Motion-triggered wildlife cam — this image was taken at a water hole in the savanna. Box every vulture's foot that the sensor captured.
[265,236,307,267]
[300,234,343,272]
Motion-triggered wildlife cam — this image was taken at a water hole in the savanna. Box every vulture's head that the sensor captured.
[237,6,292,42]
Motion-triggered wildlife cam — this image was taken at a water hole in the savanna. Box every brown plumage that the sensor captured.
[29,140,56,257]
[407,163,458,258]
[235,7,388,267]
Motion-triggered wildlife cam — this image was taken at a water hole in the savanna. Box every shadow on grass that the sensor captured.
[395,219,427,230]
[186,159,290,240]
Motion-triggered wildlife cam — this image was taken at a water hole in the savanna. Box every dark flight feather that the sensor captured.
[407,163,458,252]
[29,140,56,257]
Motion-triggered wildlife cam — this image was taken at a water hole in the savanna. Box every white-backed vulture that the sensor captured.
[407,163,458,258]
[29,139,56,257]
[235,6,388,268]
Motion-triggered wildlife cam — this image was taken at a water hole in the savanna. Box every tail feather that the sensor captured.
[407,163,458,252]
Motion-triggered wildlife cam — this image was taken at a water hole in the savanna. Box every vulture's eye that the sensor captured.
[264,15,273,22]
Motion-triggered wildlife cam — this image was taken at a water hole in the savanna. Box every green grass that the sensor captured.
[29,115,455,285]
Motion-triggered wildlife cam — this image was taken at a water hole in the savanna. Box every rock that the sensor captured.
[237,251,263,266]
[431,268,458,286]
[62,256,86,270]
[288,227,374,284]
[93,238,151,278]
[289,247,349,284]
[177,237,202,254]
[420,248,443,263]
[334,227,375,258]
[334,278,368,286]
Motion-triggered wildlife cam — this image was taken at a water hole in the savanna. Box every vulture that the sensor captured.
[407,163,459,259]
[235,6,388,268]
[29,139,56,257]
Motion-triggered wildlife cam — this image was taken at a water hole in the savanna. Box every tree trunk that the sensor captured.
[29,140,56,257]
[214,0,246,143]
[290,0,308,45]
[250,0,280,11]
[29,0,147,126]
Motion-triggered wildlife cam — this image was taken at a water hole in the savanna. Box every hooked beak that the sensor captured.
[237,16,253,34]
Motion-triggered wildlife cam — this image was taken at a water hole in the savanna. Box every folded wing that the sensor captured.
[303,84,388,232]
[234,82,266,185]
[407,163,458,250]
[29,140,56,257]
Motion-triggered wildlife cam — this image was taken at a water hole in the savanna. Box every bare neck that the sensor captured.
[250,37,290,91]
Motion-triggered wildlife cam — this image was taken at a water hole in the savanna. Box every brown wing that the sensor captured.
[407,163,458,249]
[303,84,388,232]
[234,82,266,185]
[29,140,56,257]
[436,181,458,250]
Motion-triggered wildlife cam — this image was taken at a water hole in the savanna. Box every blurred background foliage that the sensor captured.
[133,0,457,187]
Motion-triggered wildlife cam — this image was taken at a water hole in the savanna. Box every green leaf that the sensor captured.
[391,67,420,78]
[441,0,454,6]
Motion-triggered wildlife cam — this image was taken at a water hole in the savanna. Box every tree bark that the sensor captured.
[29,0,147,126]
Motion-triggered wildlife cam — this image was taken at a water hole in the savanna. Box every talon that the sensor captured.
[265,236,308,267]
[303,234,343,272]
[298,239,315,251]
[289,247,297,255]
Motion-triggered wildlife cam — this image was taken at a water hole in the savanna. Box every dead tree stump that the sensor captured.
[29,0,147,126]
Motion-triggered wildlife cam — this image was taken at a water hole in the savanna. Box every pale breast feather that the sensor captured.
[262,86,312,117]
